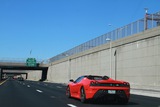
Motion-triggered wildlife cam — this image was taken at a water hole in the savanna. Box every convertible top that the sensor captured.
[85,75,110,80]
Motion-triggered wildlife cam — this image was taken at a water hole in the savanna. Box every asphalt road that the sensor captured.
[0,79,160,107]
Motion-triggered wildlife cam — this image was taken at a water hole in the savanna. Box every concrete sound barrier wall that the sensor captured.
[27,70,42,81]
[47,26,160,91]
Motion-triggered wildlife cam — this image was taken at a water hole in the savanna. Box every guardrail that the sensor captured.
[49,11,160,62]
[0,58,49,64]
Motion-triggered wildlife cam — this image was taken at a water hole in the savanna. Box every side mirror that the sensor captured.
[69,79,74,82]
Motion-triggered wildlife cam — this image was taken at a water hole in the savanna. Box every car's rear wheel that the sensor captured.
[66,86,71,98]
[80,87,87,103]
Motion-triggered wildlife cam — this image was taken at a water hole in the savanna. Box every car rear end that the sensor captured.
[85,78,130,104]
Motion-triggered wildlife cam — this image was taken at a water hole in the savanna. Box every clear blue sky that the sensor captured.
[0,0,159,60]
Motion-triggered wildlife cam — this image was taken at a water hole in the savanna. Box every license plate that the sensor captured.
[108,90,116,94]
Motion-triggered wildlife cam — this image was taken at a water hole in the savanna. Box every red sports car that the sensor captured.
[66,75,130,104]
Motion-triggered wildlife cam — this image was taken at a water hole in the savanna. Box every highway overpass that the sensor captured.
[0,62,48,81]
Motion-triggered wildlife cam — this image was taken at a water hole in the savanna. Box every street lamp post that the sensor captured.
[68,58,71,80]
[63,54,71,80]
[114,49,117,80]
[106,38,112,78]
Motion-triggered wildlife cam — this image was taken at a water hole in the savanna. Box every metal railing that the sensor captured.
[0,58,45,64]
[50,11,160,62]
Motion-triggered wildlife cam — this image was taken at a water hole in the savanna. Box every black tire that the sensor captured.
[80,87,87,103]
[66,86,71,98]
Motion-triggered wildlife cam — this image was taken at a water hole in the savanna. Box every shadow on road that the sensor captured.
[70,98,139,106]
[87,100,139,106]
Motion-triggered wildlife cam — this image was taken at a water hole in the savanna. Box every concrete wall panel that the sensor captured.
[27,70,42,81]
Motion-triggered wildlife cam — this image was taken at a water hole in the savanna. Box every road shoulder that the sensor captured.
[131,88,160,98]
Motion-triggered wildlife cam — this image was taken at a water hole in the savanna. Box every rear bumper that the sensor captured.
[85,87,130,100]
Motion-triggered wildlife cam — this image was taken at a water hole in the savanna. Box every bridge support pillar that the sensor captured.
[26,73,28,79]
[0,69,2,81]
[40,68,48,81]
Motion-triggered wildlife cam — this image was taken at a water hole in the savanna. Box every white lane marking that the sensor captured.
[67,104,77,107]
[36,89,43,93]
[56,86,62,88]
[27,85,30,87]
[0,80,7,85]
[44,84,48,86]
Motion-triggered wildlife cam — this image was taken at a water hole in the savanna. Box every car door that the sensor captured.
[72,76,84,95]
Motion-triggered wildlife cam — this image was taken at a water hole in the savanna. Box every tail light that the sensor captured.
[123,82,130,87]
[90,81,99,86]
